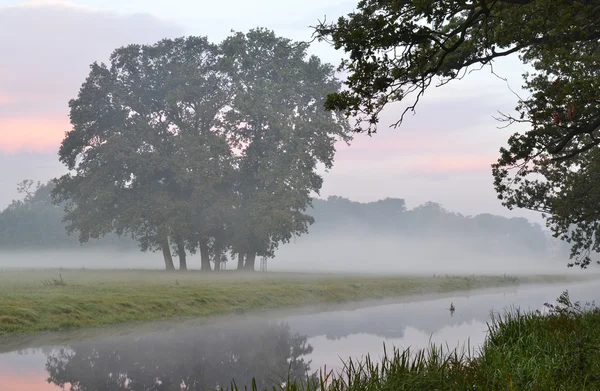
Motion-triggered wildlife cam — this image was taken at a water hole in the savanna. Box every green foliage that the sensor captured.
[52,29,352,270]
[220,29,352,261]
[314,0,600,268]
[53,36,233,261]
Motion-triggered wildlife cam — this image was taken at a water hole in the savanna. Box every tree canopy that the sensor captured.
[314,0,600,267]
[52,29,351,271]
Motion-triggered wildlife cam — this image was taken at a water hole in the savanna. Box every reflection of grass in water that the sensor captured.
[0,270,578,336]
[241,292,600,391]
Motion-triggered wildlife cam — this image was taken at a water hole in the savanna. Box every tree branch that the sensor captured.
[547,117,600,155]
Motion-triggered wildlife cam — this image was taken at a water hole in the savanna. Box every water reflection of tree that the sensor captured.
[45,321,313,391]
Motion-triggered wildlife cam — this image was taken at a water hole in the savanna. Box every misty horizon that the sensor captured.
[0,188,582,274]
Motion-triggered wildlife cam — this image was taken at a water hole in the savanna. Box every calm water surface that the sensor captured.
[1,280,599,391]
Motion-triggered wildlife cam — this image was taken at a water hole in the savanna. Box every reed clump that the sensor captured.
[235,290,600,391]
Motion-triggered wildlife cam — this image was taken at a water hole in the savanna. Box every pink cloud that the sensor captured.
[0,93,17,105]
[335,138,438,161]
[335,130,499,169]
[406,155,495,174]
[331,152,495,177]
[0,2,183,152]
[0,117,68,152]
[333,133,496,175]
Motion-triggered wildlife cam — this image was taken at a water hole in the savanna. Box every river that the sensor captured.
[0,279,598,391]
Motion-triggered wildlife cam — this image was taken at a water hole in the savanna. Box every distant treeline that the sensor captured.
[0,181,563,258]
[0,181,136,251]
[309,197,565,258]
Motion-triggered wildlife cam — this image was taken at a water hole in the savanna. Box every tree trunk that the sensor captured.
[237,253,245,270]
[244,252,256,271]
[214,244,222,272]
[199,239,212,272]
[176,238,187,271]
[160,238,175,271]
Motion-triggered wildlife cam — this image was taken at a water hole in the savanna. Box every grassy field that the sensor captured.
[0,269,583,336]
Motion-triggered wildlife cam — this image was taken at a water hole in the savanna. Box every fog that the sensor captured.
[273,233,579,276]
[0,232,586,276]
[0,194,586,275]
[1,179,584,274]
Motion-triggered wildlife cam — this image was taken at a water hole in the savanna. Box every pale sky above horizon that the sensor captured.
[0,0,545,224]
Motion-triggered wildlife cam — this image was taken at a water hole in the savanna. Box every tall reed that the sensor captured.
[230,290,600,391]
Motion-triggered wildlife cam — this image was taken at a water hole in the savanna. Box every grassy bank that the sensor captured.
[274,291,600,391]
[0,269,579,336]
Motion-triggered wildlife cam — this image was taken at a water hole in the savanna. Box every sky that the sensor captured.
[0,0,543,222]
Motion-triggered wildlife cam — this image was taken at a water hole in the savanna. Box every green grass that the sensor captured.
[0,269,581,336]
[238,291,600,391]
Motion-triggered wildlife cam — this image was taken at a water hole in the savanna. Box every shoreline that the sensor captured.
[2,276,596,354]
[0,270,593,339]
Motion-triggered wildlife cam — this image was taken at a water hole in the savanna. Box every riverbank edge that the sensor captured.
[0,271,593,341]
[279,293,600,391]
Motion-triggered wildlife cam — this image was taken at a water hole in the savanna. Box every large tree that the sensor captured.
[53,29,351,271]
[314,0,600,267]
[52,36,234,271]
[221,29,353,270]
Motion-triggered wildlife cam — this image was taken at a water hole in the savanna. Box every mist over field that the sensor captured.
[0,193,579,275]
[274,233,574,275]
[0,238,576,275]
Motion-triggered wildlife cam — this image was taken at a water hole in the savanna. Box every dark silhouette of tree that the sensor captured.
[45,321,313,391]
